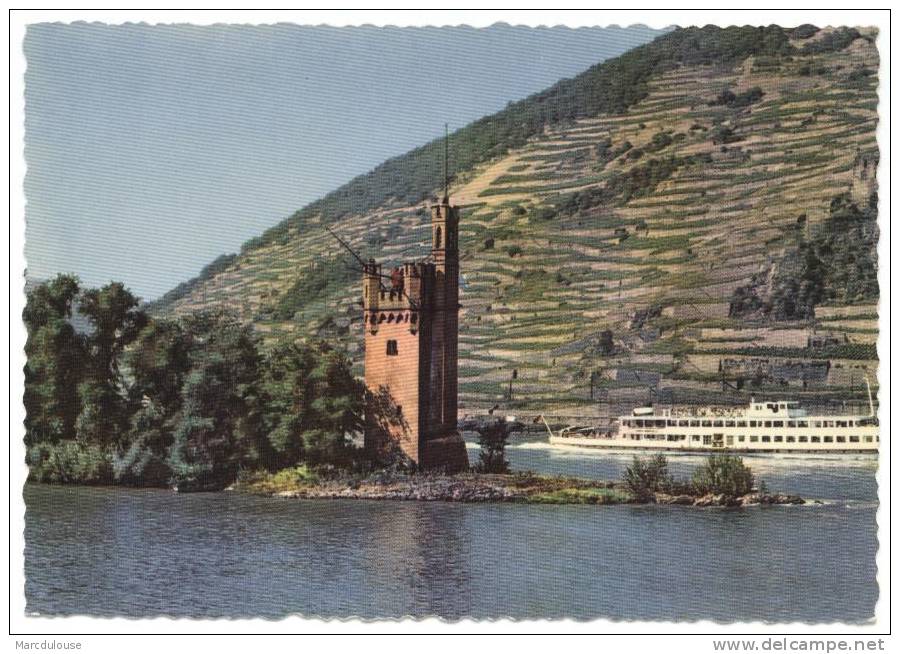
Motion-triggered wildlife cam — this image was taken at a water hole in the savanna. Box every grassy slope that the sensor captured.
[154,26,880,416]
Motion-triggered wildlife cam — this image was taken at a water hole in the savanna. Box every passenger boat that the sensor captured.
[544,392,879,454]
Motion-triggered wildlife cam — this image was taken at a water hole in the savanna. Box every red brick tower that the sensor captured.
[362,193,468,471]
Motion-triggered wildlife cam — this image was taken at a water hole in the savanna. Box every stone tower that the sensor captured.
[362,193,468,471]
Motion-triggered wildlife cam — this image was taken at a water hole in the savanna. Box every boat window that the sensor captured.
[824,436,833,443]
[864,436,873,443]
[678,420,688,427]
[764,421,772,428]
[738,436,745,442]
[690,420,700,427]
[703,435,711,445]
[761,436,770,443]
[798,421,808,428]
[667,434,678,442]
[837,421,847,428]
[702,420,712,427]
[773,421,783,428]
[623,420,631,427]
[850,436,860,443]
[750,436,759,443]
[713,420,723,428]
[692,435,700,442]
[655,420,666,427]
[813,421,822,428]
[811,436,820,443]
[773,436,783,443]
[786,436,795,443]
[836,436,846,443]
[749,420,757,427]
[799,436,808,443]
[787,421,797,428]
[824,421,834,428]
[737,421,747,428]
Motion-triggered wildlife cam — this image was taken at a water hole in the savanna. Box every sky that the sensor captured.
[24,23,666,300]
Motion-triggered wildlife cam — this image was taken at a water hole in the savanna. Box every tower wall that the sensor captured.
[430,202,460,436]
[363,307,424,463]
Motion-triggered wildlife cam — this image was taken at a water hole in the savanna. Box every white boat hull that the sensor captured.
[548,434,878,455]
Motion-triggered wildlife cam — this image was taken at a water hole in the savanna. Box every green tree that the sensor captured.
[475,419,510,473]
[23,275,83,444]
[115,319,192,485]
[75,283,147,446]
[262,340,364,468]
[623,453,671,501]
[166,313,265,489]
[79,282,147,380]
[692,454,754,497]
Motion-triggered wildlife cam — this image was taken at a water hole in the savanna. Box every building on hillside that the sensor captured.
[361,192,469,471]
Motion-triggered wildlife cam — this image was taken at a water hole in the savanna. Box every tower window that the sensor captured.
[434,226,442,249]
[386,340,399,356]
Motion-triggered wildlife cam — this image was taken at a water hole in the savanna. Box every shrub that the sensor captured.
[113,430,172,487]
[534,206,556,221]
[692,454,754,497]
[712,126,741,145]
[623,453,672,501]
[645,131,673,152]
[475,419,510,473]
[792,24,819,40]
[27,441,114,485]
[235,464,320,494]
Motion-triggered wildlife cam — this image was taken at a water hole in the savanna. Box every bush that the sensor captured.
[692,454,754,497]
[710,87,764,108]
[475,419,510,473]
[792,24,819,40]
[712,126,741,145]
[27,441,114,485]
[235,464,320,494]
[112,431,172,487]
[623,453,671,501]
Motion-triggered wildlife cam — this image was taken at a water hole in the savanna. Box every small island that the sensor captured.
[232,452,805,508]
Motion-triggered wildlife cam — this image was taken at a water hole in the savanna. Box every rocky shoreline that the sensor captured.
[234,472,805,507]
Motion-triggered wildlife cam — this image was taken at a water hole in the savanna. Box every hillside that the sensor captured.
[154,25,880,418]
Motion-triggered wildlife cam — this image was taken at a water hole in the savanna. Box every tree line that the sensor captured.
[24,275,365,490]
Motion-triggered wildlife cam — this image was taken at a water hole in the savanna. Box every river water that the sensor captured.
[24,438,879,621]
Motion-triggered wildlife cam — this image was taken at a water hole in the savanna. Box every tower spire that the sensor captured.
[443,122,449,204]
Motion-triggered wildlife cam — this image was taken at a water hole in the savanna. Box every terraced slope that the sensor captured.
[155,26,880,418]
